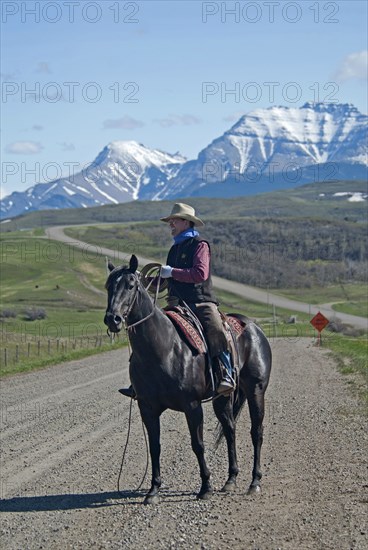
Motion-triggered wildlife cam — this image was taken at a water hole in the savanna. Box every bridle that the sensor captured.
[114,271,162,331]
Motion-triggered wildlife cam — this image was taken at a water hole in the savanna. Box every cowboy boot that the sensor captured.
[216,351,236,395]
[118,385,136,399]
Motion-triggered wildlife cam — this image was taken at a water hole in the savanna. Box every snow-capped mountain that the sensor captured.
[161,103,367,199]
[1,103,367,219]
[1,142,186,219]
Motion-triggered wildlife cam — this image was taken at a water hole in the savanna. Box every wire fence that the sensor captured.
[0,333,117,368]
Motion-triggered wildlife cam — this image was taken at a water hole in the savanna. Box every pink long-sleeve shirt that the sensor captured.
[171,241,210,283]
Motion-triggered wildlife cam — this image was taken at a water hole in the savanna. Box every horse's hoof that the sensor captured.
[247,484,261,495]
[144,494,160,505]
[196,489,213,501]
[221,481,236,493]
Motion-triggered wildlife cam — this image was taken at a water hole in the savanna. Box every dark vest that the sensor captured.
[167,237,218,304]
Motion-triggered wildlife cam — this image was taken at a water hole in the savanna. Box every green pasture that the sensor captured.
[66,222,170,263]
[0,230,116,375]
[275,284,368,318]
[0,231,107,308]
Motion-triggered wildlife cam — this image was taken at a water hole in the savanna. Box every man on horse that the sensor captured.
[119,202,236,398]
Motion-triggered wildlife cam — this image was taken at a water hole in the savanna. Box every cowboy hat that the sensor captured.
[160,203,204,227]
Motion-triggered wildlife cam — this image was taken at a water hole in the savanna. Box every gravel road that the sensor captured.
[1,338,366,549]
[45,226,368,330]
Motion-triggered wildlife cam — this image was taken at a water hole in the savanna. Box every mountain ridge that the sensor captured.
[1,103,367,219]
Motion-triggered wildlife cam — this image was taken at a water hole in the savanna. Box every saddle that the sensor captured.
[164,306,245,361]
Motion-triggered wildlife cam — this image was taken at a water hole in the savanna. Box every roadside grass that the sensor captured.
[1,307,108,337]
[0,337,127,377]
[324,333,368,407]
[332,301,368,318]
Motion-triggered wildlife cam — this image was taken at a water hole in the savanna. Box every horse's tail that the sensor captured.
[214,387,247,450]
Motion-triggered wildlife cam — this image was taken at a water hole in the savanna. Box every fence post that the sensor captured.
[272,304,278,338]
[48,340,51,355]
[4,348,7,367]
[37,340,41,356]
[28,342,31,357]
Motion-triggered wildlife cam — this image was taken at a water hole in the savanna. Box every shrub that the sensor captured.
[24,307,47,321]
[327,317,345,333]
[0,309,17,318]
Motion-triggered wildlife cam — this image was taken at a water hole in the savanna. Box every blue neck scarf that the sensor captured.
[174,228,199,245]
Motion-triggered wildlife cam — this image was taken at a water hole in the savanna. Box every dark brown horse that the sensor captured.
[104,255,272,504]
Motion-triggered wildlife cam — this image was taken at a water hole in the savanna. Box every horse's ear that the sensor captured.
[107,260,115,272]
[129,255,138,273]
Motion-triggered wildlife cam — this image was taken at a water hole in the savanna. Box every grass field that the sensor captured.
[274,284,368,317]
[0,230,114,375]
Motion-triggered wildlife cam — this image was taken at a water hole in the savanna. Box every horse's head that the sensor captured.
[104,255,139,333]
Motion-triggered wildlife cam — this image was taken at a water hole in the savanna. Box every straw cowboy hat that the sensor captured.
[160,203,204,227]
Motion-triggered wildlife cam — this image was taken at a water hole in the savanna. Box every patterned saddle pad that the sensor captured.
[165,310,206,355]
[165,308,245,355]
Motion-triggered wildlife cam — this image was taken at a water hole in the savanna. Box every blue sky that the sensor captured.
[1,0,367,196]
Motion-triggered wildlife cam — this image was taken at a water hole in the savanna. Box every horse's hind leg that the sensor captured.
[185,405,213,500]
[212,396,239,492]
[138,403,161,504]
[246,382,265,494]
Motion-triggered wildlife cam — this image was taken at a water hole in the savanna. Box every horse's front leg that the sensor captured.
[185,404,213,500]
[138,402,161,504]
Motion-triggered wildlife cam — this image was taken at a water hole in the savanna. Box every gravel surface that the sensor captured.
[0,338,367,549]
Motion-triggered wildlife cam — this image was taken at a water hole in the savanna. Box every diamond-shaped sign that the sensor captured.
[310,311,329,332]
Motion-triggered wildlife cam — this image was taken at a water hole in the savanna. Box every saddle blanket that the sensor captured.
[165,309,245,355]
[224,314,246,337]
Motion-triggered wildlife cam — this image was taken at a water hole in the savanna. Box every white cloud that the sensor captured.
[1,71,18,81]
[103,116,145,130]
[59,142,75,151]
[334,50,368,82]
[5,141,44,154]
[154,114,202,128]
[35,62,52,74]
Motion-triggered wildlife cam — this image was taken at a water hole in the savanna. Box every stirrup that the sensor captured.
[217,375,236,396]
[118,385,136,399]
